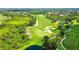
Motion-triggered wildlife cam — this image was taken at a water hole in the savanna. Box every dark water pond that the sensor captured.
[25,45,44,50]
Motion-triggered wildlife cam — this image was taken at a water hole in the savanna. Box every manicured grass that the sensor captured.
[63,25,79,50]
[36,15,52,27]
[19,15,53,49]
[7,21,27,25]
[4,17,29,25]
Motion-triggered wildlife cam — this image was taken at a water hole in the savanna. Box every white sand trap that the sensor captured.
[45,29,52,33]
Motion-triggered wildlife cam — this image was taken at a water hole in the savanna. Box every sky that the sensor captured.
[0,0,79,8]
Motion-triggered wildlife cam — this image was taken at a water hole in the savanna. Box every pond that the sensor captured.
[25,45,44,50]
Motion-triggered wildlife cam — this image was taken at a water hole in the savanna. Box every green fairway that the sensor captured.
[6,21,27,25]
[3,16,29,25]
[36,15,52,27]
[20,15,53,49]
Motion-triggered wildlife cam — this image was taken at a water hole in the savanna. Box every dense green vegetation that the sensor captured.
[63,25,79,50]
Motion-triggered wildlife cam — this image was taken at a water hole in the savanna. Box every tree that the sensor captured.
[28,16,36,26]
[43,36,57,50]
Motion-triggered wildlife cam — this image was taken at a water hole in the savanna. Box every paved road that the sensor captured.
[60,35,67,50]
